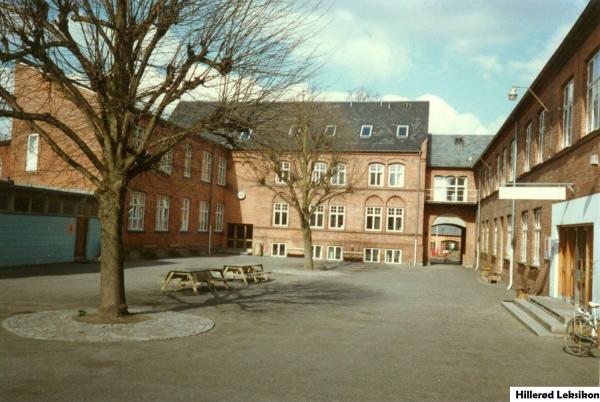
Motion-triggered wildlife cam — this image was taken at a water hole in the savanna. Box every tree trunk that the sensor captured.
[97,176,128,318]
[302,224,314,270]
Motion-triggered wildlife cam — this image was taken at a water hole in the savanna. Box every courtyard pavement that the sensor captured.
[0,256,596,401]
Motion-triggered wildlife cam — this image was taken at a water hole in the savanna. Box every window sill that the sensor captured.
[154,230,169,233]
[127,229,145,233]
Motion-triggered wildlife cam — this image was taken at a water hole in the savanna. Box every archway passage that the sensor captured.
[429,215,467,265]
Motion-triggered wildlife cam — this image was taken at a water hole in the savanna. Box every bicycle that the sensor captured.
[564,301,600,357]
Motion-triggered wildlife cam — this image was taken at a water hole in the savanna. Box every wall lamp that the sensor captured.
[508,86,549,112]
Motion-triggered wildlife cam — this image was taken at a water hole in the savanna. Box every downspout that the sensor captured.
[413,149,423,266]
[508,120,519,290]
[207,144,217,255]
[475,165,482,270]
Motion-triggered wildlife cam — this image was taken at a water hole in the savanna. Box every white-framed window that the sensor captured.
[201,151,212,182]
[524,123,532,172]
[563,79,574,147]
[25,133,39,172]
[127,191,145,231]
[364,248,380,263]
[331,163,346,186]
[365,206,382,231]
[275,161,290,185]
[309,205,324,229]
[217,157,226,186]
[387,207,404,232]
[521,211,528,263]
[289,125,300,136]
[506,216,512,259]
[360,125,373,138]
[496,155,501,188]
[492,219,498,256]
[502,148,507,184]
[180,197,190,232]
[385,249,402,264]
[198,201,209,232]
[239,128,252,140]
[183,144,192,178]
[312,245,323,259]
[155,195,170,231]
[327,246,343,261]
[272,243,287,257]
[312,162,327,183]
[396,125,409,137]
[533,209,541,266]
[388,164,404,187]
[325,125,336,136]
[215,203,224,232]
[158,150,172,174]
[433,176,467,202]
[329,205,345,229]
[132,126,144,149]
[368,163,384,186]
[588,50,600,133]
[273,203,289,227]
[537,111,545,164]
[510,139,516,182]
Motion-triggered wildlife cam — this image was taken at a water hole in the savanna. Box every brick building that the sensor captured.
[475,0,600,305]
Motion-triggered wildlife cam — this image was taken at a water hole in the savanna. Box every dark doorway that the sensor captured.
[227,224,253,251]
[74,217,88,261]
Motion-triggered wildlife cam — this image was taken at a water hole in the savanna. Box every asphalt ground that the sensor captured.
[0,255,596,401]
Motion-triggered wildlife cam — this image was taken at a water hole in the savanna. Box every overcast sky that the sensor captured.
[311,0,588,135]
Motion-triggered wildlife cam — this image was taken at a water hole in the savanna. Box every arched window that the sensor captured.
[275,161,291,185]
[368,163,384,186]
[388,164,404,187]
[331,163,346,186]
[312,162,327,183]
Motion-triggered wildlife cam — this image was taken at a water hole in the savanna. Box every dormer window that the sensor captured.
[360,125,372,138]
[289,125,301,136]
[396,125,409,138]
[239,129,252,140]
[325,125,336,136]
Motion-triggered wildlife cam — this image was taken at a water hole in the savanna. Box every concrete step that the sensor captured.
[501,301,561,337]
[529,296,573,324]
[513,299,566,334]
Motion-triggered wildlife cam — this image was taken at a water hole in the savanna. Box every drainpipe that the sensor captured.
[413,149,423,266]
[207,144,217,255]
[475,165,482,270]
[508,120,519,290]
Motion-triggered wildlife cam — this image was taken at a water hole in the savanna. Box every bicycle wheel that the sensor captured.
[564,316,594,357]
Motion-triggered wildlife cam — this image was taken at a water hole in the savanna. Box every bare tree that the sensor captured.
[0,0,318,318]
[241,99,358,270]
[346,86,380,102]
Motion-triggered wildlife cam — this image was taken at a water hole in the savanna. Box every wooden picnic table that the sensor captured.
[160,268,230,294]
[222,264,271,285]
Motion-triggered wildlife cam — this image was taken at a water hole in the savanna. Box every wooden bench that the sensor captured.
[223,264,271,285]
[161,268,232,294]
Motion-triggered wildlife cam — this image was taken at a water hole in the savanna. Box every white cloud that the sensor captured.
[415,94,490,135]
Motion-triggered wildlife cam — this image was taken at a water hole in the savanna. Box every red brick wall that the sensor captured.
[0,141,10,178]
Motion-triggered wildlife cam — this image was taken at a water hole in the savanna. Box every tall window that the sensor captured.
[385,249,402,264]
[588,50,600,133]
[502,148,507,184]
[155,196,170,231]
[387,207,404,232]
[493,219,498,256]
[132,126,144,149]
[368,163,384,186]
[159,150,172,174]
[563,79,574,147]
[215,203,224,232]
[533,209,541,266]
[128,192,145,231]
[509,139,516,182]
[327,246,343,261]
[524,123,532,172]
[364,248,380,263]
[495,156,501,189]
[521,211,528,263]
[275,161,290,185]
[506,216,512,258]
[201,151,212,182]
[365,206,382,231]
[537,111,545,164]
[217,157,226,186]
[329,205,345,229]
[183,144,192,178]
[180,198,190,231]
[312,162,327,183]
[198,201,209,232]
[312,245,323,259]
[309,205,324,229]
[388,164,404,187]
[331,163,346,186]
[25,133,39,171]
[273,203,288,227]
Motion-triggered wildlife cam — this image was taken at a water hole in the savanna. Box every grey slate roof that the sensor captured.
[427,134,493,168]
[169,101,429,153]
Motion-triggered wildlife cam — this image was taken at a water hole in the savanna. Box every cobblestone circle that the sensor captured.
[2,307,214,342]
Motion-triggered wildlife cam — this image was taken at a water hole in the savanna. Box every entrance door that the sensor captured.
[227,224,253,250]
[559,225,594,307]
[74,217,88,261]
